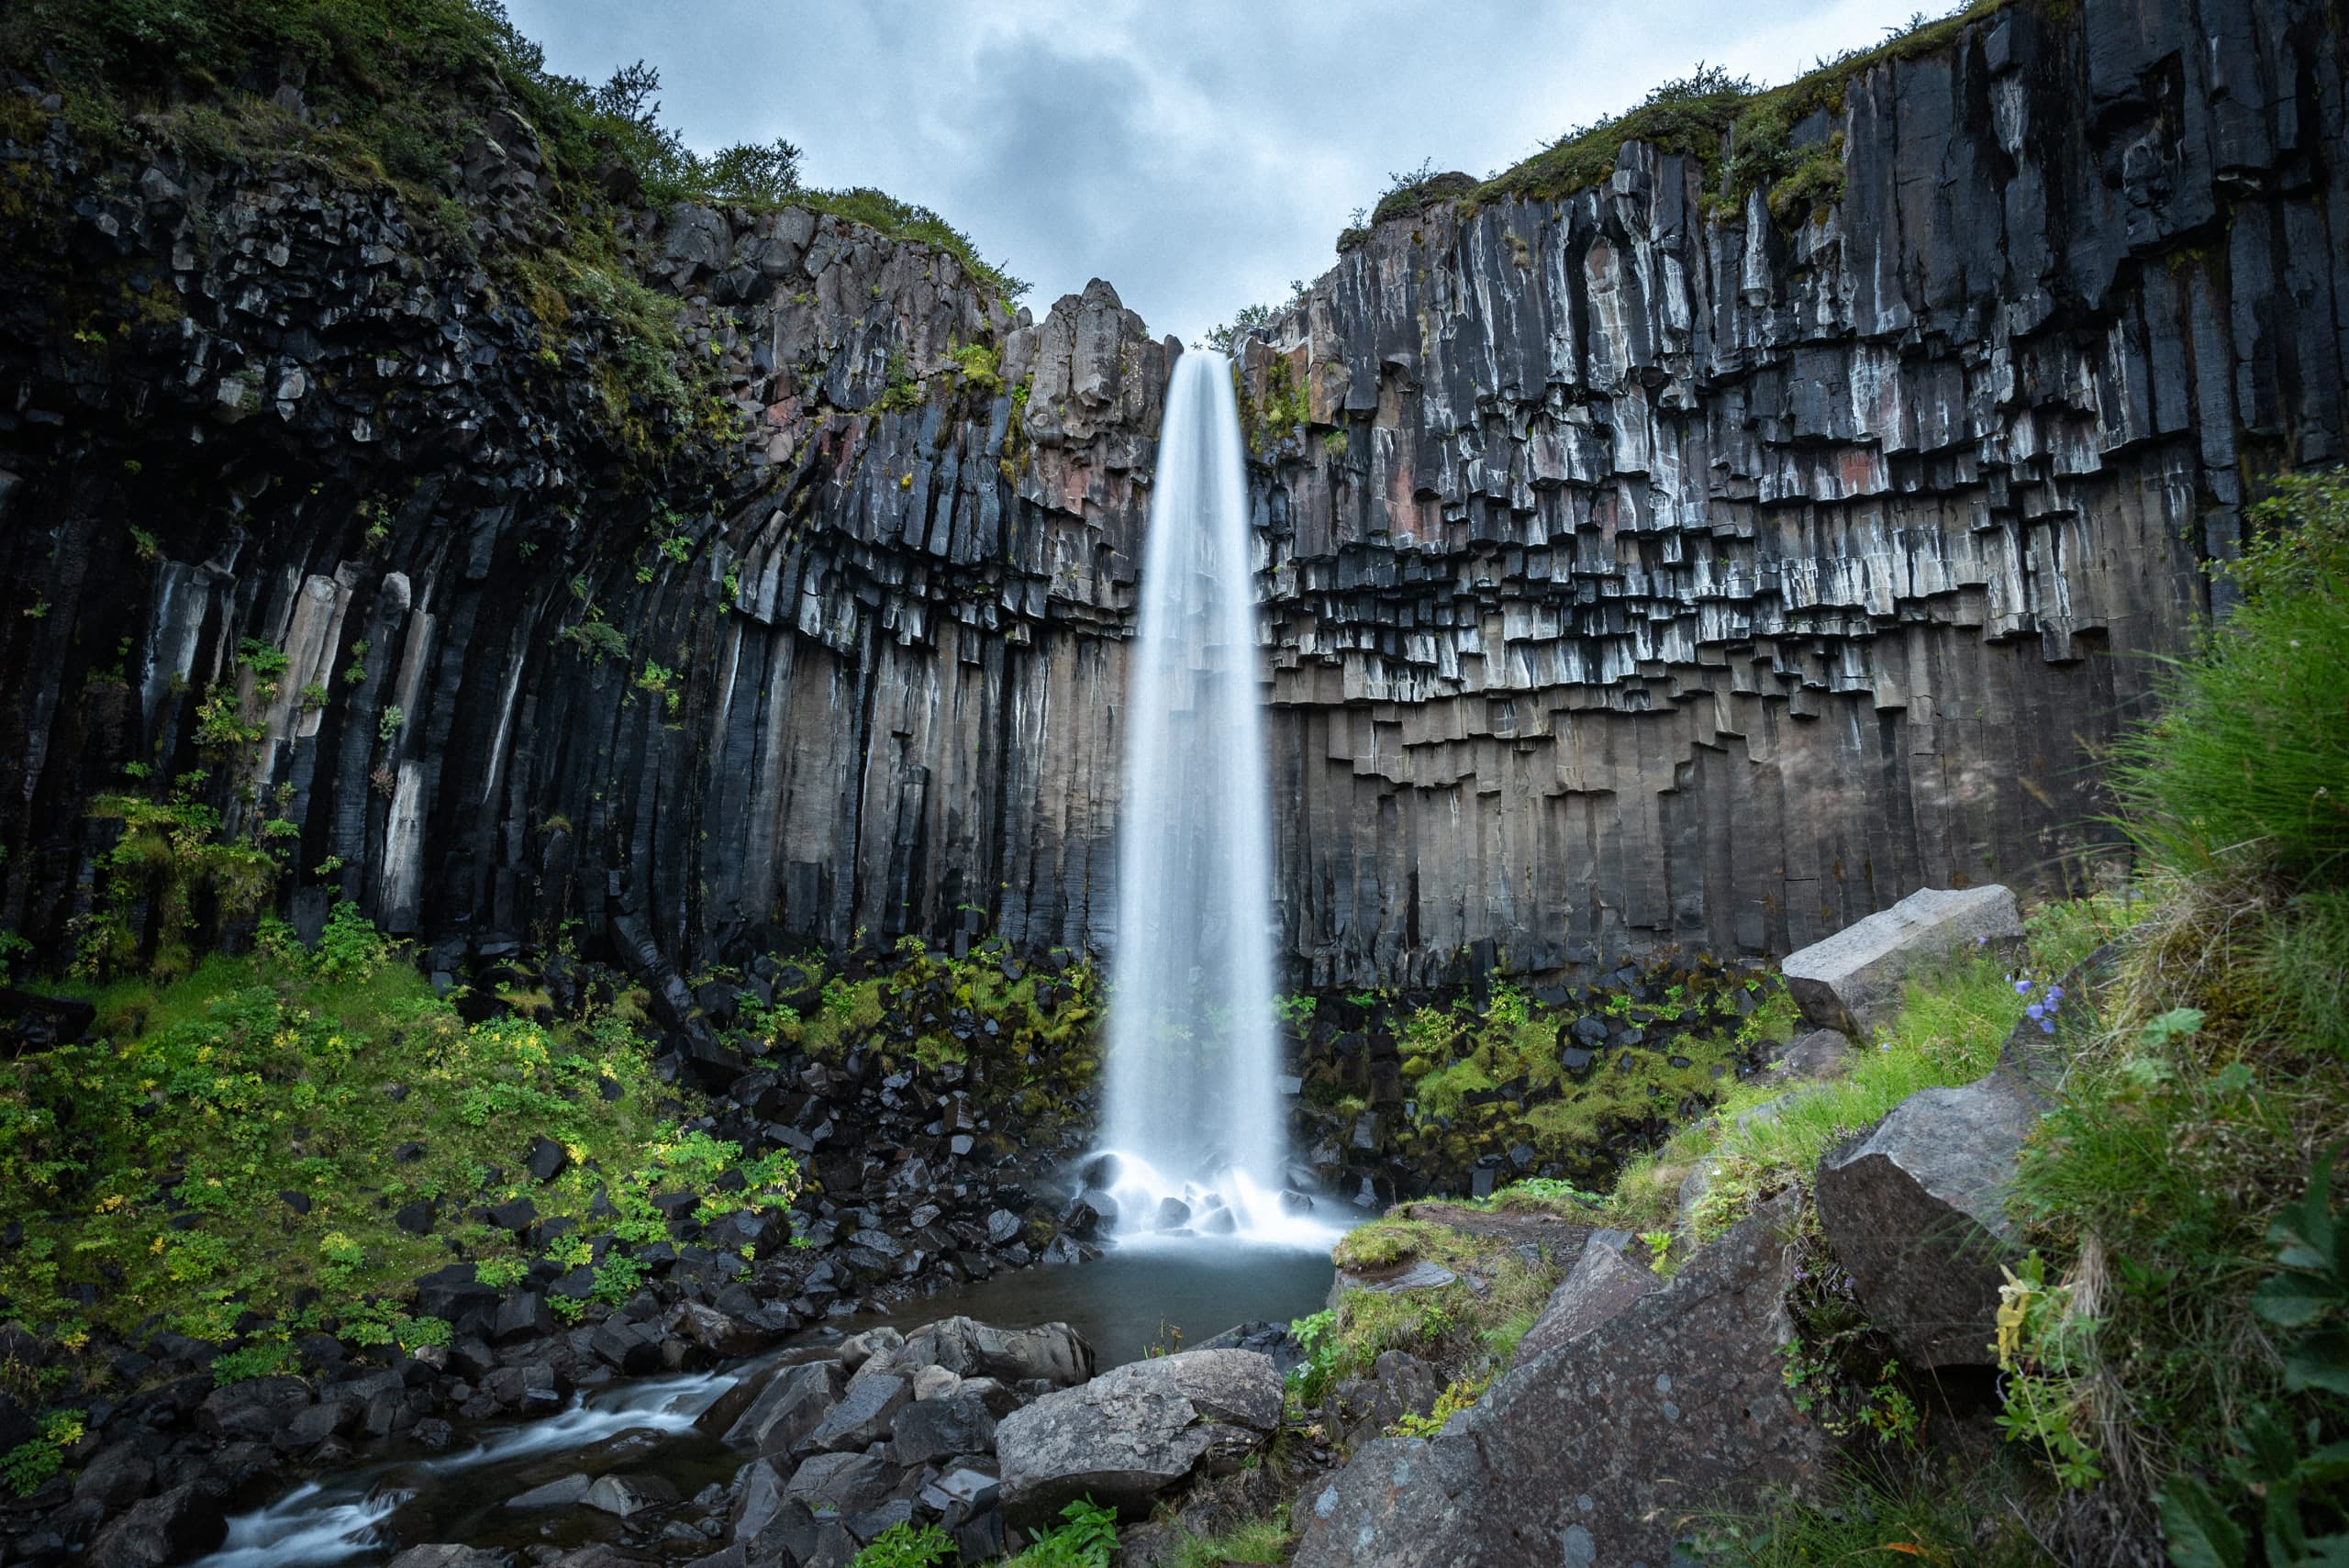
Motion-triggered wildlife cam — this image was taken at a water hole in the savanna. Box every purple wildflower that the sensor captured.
[2027,1003,2045,1020]
[2013,979,2033,995]
[2038,1018,2056,1035]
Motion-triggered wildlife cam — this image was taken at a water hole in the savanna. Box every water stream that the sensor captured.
[188,1370,745,1568]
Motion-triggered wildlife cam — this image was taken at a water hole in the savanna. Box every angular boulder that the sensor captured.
[720,1359,847,1456]
[1781,884,2022,1036]
[198,1375,313,1443]
[1322,1351,1442,1451]
[782,1451,896,1516]
[896,1316,1094,1388]
[890,1385,1000,1465]
[996,1348,1281,1523]
[85,1483,227,1568]
[1813,1068,2041,1368]
[1510,1229,1659,1367]
[1291,1197,1829,1568]
[72,1440,156,1509]
[802,1370,909,1453]
[383,1550,515,1568]
[580,1471,678,1518]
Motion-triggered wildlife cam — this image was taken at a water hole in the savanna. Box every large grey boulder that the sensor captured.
[720,1359,847,1456]
[891,1385,1001,1465]
[198,1374,314,1442]
[996,1348,1282,1523]
[1291,1197,1829,1568]
[1510,1229,1660,1367]
[1781,884,2022,1036]
[895,1316,1095,1388]
[1321,1351,1442,1452]
[1814,1068,2042,1368]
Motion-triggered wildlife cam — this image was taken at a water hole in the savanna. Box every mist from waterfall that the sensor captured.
[1099,350,1324,1248]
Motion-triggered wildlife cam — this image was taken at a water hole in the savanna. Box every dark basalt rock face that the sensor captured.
[1235,0,2347,982]
[4,0,2346,990]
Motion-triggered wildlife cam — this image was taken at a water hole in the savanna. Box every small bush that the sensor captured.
[849,1520,953,1568]
[2111,470,2349,889]
[1005,1497,1118,1568]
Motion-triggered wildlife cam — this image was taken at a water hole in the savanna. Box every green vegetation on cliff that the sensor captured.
[0,912,795,1380]
[0,0,1023,452]
[1335,0,2011,254]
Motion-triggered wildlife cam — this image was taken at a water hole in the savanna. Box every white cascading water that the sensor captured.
[1098,350,1331,1248]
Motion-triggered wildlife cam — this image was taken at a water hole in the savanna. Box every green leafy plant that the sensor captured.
[1993,1253,2105,1489]
[1387,1372,1488,1438]
[1006,1497,1119,1568]
[850,1520,955,1568]
[560,618,630,664]
[1286,1307,1341,1406]
[0,1409,83,1497]
[2254,1147,2349,1396]
[314,900,389,981]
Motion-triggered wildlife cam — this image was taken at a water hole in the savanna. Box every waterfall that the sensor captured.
[1097,350,1326,1247]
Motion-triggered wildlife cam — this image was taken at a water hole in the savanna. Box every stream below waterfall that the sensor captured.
[189,1241,1336,1567]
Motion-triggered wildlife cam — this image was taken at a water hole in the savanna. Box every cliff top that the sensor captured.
[0,0,1027,302]
[1331,0,2016,254]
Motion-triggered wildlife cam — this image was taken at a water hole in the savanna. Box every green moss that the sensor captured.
[0,923,795,1351]
[1304,1212,1562,1427]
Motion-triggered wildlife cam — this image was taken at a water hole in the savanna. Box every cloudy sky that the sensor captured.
[507,0,1929,342]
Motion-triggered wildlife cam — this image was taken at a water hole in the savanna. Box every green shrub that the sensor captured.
[2111,470,2349,889]
[1004,1497,1119,1568]
[849,1520,954,1568]
[313,899,389,980]
[0,1409,83,1498]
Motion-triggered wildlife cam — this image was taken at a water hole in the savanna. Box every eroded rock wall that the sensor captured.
[1237,0,2346,984]
[0,104,1169,975]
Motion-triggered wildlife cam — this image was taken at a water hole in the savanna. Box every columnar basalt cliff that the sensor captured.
[0,100,1172,980]
[1238,0,2346,983]
[3,0,2344,993]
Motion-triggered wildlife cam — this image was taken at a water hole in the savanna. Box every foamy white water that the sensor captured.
[1102,350,1323,1248]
